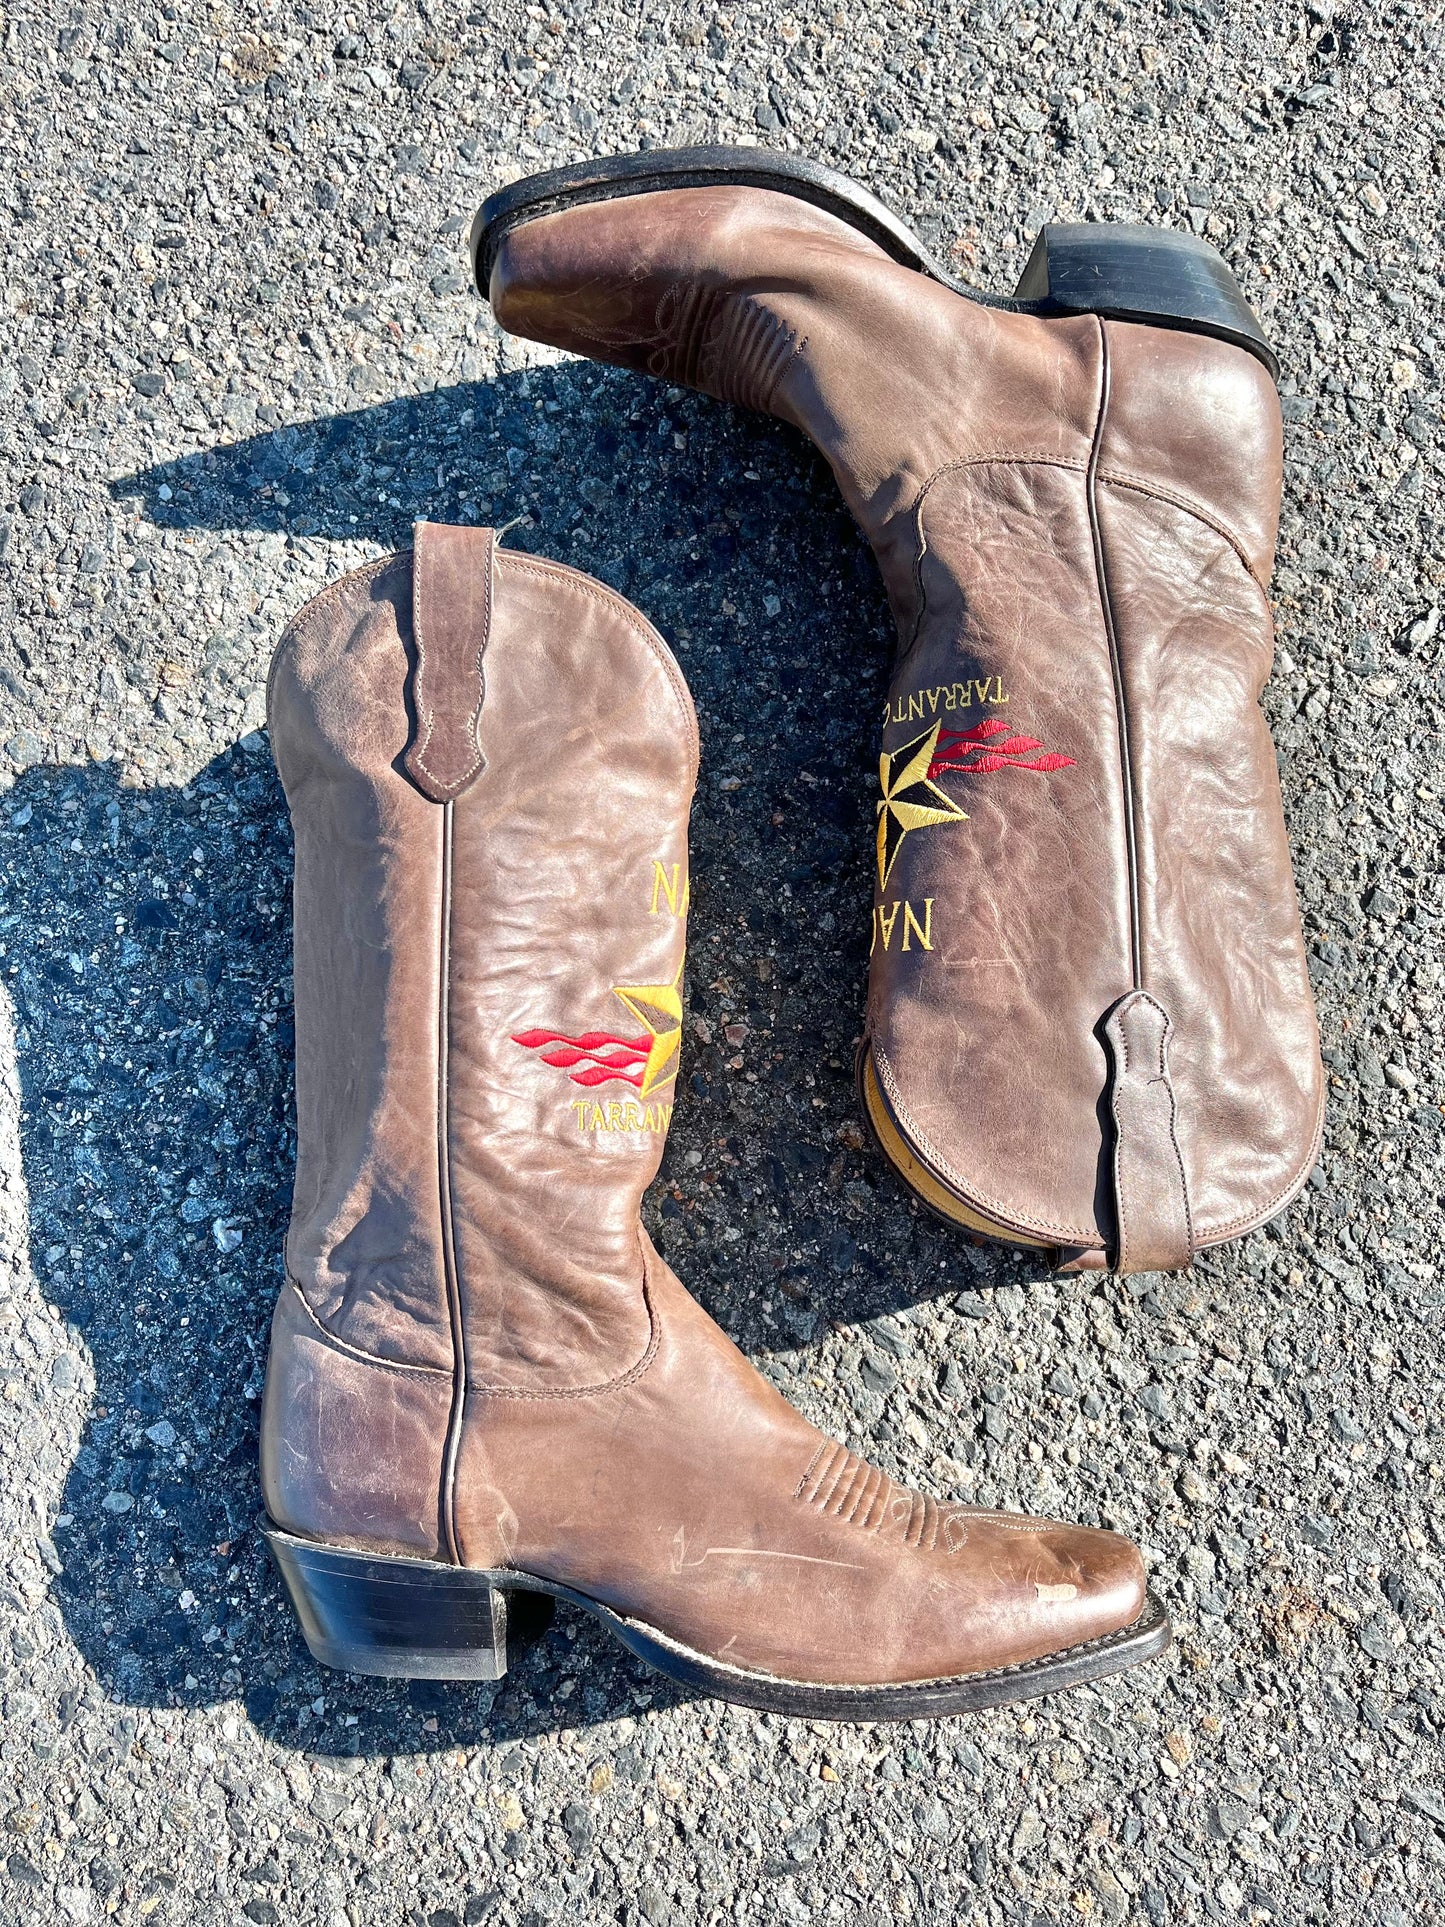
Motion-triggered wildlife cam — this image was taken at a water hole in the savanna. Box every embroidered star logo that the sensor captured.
[608,958,684,1097]
[876,723,969,887]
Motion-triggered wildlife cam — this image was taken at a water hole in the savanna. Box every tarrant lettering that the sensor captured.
[882,676,1009,728]
[572,1098,675,1133]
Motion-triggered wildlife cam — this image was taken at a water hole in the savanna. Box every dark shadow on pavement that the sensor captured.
[7,750,696,1753]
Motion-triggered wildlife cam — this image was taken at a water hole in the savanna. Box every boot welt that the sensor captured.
[470,141,959,297]
[264,1522,1170,1720]
[470,143,1276,378]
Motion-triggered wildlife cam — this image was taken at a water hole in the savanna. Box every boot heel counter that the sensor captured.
[260,1284,454,1561]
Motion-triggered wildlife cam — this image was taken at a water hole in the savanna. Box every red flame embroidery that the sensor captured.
[510,1030,653,1088]
[927,718,1076,778]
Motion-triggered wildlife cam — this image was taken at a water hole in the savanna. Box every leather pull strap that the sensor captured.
[1104,990,1194,1275]
[403,521,495,802]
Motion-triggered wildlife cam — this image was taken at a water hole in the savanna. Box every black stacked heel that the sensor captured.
[264,1526,554,1680]
[1012,221,1276,378]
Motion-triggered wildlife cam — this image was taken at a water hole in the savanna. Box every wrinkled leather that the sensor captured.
[488,186,1325,1263]
[260,527,1149,1685]
[267,554,453,1370]
[268,543,690,1393]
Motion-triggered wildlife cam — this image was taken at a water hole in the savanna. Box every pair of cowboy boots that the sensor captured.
[261,149,1321,1717]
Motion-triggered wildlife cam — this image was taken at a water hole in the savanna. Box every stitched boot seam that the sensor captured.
[436,800,468,1563]
[1084,320,1143,993]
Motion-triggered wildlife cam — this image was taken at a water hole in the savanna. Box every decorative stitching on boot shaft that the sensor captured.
[926,718,1075,777]
[283,1280,451,1378]
[902,450,1271,661]
[511,959,685,1101]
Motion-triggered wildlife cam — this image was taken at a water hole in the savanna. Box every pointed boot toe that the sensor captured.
[998,1515,1152,1661]
[858,1508,1158,1699]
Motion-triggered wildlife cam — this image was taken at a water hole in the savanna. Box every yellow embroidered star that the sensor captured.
[610,957,684,1097]
[876,723,968,887]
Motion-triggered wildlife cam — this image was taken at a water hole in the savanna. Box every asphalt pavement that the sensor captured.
[0,3,1441,1924]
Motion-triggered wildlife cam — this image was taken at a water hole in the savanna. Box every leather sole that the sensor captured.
[264,1522,1171,1720]
[469,143,1276,378]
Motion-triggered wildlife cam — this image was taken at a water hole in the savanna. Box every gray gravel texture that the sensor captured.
[0,1,1442,1924]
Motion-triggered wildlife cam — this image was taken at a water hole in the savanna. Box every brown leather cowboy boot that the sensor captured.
[472,148,1324,1276]
[259,520,1167,1716]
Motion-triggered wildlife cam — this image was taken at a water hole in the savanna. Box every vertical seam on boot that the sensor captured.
[436,799,468,1564]
[1085,319,1143,992]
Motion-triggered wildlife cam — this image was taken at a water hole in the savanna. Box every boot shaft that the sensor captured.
[865,316,1315,1259]
[266,529,698,1390]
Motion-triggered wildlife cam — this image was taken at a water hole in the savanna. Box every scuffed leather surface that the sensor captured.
[457,1243,1146,1685]
[491,187,1324,1255]
[260,1282,452,1559]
